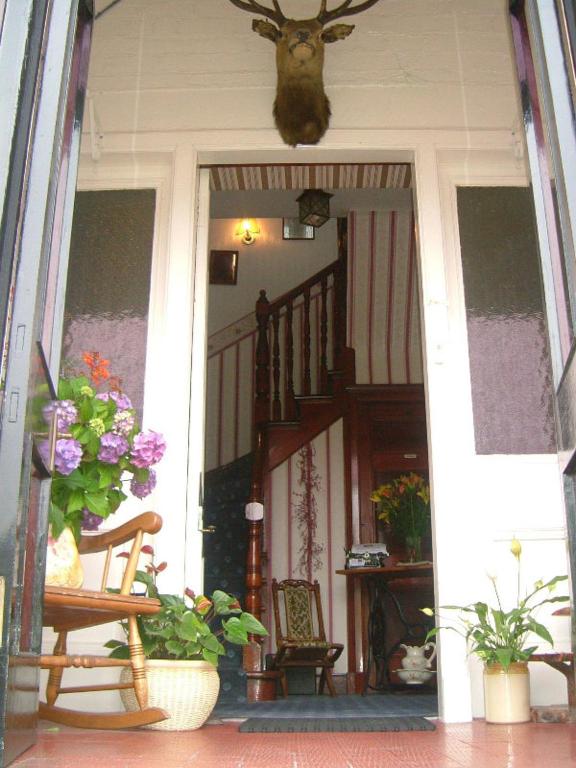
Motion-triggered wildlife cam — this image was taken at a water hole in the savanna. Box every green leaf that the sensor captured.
[84,491,109,517]
[199,634,224,654]
[165,640,185,658]
[48,503,65,539]
[494,648,514,669]
[202,649,218,667]
[222,617,248,645]
[526,619,553,646]
[67,489,85,514]
[104,639,123,649]
[238,612,268,636]
[212,590,234,614]
[178,614,200,642]
[107,645,130,660]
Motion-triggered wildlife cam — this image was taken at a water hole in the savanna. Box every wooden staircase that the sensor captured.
[244,219,355,632]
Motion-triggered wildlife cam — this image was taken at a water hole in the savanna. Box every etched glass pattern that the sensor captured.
[457,187,556,454]
[62,189,156,419]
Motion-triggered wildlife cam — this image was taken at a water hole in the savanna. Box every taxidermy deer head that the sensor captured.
[227,1,382,146]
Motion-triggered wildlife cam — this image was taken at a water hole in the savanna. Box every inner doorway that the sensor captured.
[200,161,434,707]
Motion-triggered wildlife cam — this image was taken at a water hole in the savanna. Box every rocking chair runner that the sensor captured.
[40,511,168,729]
[270,578,343,697]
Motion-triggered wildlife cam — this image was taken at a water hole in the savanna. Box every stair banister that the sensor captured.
[245,218,351,672]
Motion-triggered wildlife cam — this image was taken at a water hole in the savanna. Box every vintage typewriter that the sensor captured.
[345,543,389,569]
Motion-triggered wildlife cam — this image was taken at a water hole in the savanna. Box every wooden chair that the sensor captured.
[529,606,575,723]
[270,578,343,697]
[40,511,168,729]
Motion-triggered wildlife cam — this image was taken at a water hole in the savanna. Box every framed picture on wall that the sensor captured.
[282,218,315,241]
[209,250,238,285]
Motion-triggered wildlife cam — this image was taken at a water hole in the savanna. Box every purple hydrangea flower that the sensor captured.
[130,469,157,499]
[131,431,166,469]
[98,432,129,464]
[96,391,133,411]
[54,438,83,475]
[113,410,135,437]
[43,399,78,431]
[81,508,104,531]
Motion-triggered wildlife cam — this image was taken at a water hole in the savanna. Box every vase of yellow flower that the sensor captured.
[371,473,431,563]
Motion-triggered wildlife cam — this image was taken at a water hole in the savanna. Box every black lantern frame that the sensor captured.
[297,189,333,228]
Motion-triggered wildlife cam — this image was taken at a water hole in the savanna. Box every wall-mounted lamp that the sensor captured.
[235,218,260,245]
[297,189,333,228]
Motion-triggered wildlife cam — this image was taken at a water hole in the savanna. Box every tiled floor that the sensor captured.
[10,718,576,768]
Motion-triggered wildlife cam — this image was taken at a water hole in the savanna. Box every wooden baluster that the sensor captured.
[245,519,263,621]
[255,290,271,428]
[246,429,265,622]
[303,287,311,396]
[320,274,328,393]
[284,300,297,420]
[272,310,281,421]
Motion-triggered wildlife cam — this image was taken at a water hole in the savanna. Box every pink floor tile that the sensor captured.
[9,720,576,768]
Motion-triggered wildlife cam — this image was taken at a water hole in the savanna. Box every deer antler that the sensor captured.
[227,0,286,26]
[317,0,382,24]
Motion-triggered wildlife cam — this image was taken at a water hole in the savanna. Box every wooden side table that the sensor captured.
[336,564,434,694]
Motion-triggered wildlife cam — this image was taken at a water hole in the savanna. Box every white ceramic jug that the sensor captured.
[399,642,437,670]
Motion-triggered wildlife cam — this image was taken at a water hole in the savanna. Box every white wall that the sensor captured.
[208,217,337,335]
[62,0,571,721]
[88,0,520,136]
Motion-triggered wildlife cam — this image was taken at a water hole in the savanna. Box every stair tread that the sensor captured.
[294,394,334,402]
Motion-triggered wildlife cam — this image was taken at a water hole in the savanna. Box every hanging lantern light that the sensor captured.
[297,189,333,228]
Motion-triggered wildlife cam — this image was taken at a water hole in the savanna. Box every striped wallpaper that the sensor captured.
[265,421,348,670]
[348,210,423,384]
[209,164,412,192]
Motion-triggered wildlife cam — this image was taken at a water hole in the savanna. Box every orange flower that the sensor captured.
[82,351,110,384]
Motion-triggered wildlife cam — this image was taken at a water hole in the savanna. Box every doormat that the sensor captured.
[238,716,436,733]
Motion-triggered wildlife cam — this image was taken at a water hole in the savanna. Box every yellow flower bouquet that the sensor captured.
[371,472,431,562]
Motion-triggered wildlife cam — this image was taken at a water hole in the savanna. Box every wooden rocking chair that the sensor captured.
[40,511,168,729]
[270,578,343,697]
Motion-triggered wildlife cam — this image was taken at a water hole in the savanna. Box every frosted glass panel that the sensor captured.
[457,187,556,454]
[62,189,155,419]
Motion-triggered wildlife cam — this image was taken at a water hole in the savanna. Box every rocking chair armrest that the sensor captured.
[78,512,163,555]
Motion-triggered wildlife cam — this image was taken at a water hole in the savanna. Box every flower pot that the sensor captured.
[120,659,220,730]
[45,526,83,588]
[483,662,531,723]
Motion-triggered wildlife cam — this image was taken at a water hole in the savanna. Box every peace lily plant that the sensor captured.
[422,539,569,670]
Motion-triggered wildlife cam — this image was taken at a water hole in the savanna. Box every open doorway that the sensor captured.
[199,162,436,712]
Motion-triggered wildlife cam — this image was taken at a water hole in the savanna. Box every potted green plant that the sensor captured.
[371,472,431,562]
[43,352,166,588]
[106,554,268,730]
[422,539,569,723]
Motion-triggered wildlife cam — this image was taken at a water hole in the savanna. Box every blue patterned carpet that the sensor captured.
[212,693,438,720]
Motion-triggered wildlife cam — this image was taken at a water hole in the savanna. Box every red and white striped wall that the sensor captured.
[265,420,348,671]
[348,210,423,384]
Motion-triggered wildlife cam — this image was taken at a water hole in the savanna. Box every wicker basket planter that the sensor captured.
[120,659,220,731]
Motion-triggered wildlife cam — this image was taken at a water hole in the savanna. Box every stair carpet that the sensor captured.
[203,453,253,706]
